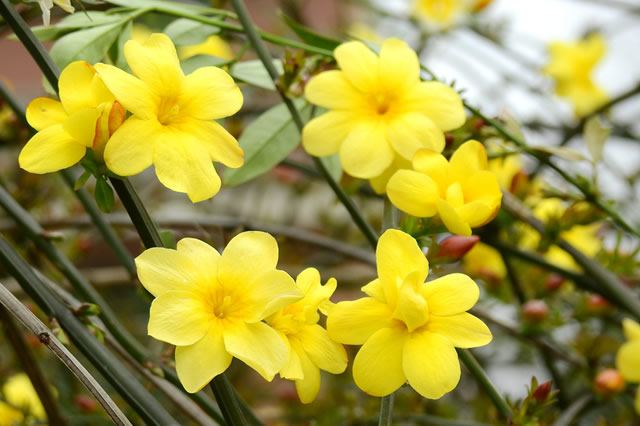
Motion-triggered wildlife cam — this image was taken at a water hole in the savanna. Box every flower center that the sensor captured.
[212,295,233,319]
[372,93,393,116]
[156,96,181,125]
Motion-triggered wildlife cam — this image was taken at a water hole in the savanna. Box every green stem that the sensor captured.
[0,0,60,87]
[0,237,176,425]
[457,349,512,420]
[109,177,164,249]
[0,305,66,425]
[210,376,248,426]
[229,0,379,250]
[378,393,395,426]
[382,198,398,232]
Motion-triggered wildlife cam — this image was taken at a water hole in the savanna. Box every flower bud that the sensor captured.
[545,273,565,291]
[532,380,552,402]
[586,294,610,311]
[73,395,98,412]
[522,300,549,323]
[92,101,126,162]
[594,369,625,395]
[436,235,480,260]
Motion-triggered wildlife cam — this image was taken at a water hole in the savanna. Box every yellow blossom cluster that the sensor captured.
[0,373,47,425]
[413,0,494,28]
[138,230,491,401]
[617,318,640,414]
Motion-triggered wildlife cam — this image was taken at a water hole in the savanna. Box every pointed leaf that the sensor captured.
[164,18,220,46]
[583,116,610,164]
[230,60,284,90]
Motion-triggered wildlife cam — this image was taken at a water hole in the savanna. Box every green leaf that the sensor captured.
[534,146,587,162]
[279,12,341,51]
[180,54,228,75]
[95,178,115,213]
[224,100,311,186]
[320,154,342,182]
[114,20,132,71]
[50,22,126,68]
[583,116,610,164]
[163,18,219,46]
[230,60,284,90]
[74,170,92,190]
[104,0,205,14]
[22,11,125,41]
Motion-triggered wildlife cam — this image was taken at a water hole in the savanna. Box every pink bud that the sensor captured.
[436,235,480,260]
[594,369,625,395]
[545,274,565,291]
[522,300,549,322]
[532,380,552,402]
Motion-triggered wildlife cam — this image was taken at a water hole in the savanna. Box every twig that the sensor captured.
[378,393,395,426]
[0,282,131,425]
[551,394,592,426]
[0,305,65,425]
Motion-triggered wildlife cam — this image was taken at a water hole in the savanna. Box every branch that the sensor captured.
[0,282,130,425]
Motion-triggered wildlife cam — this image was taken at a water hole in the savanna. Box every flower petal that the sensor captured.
[462,170,502,205]
[393,271,429,333]
[245,269,301,320]
[223,321,287,381]
[377,229,429,307]
[327,297,394,345]
[304,70,364,110]
[302,111,356,157]
[428,313,492,348]
[280,338,304,380]
[135,247,199,297]
[412,149,449,187]
[153,131,221,202]
[387,113,444,160]
[218,231,279,292]
[173,117,244,168]
[334,41,379,93]
[437,199,472,236]
[449,140,488,183]
[339,121,393,179]
[295,349,321,404]
[387,169,440,217]
[175,324,232,393]
[124,33,184,98]
[62,108,100,148]
[353,327,407,396]
[19,124,85,174]
[379,38,419,92]
[94,63,158,120]
[59,61,114,114]
[623,318,640,341]
[616,340,640,382]
[457,200,496,228]
[361,278,386,303]
[26,98,67,131]
[148,291,210,346]
[176,238,220,282]
[294,324,347,374]
[403,331,460,399]
[103,117,161,176]
[180,66,243,120]
[422,273,479,316]
[401,81,466,131]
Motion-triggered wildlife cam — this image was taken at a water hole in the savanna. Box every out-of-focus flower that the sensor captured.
[266,268,347,403]
[520,198,601,271]
[303,39,465,191]
[413,0,464,27]
[35,0,74,27]
[135,233,301,392]
[435,235,479,260]
[130,24,153,43]
[616,318,640,413]
[594,369,625,396]
[542,33,608,117]
[95,33,244,202]
[387,141,502,236]
[179,35,234,61]
[463,242,506,282]
[327,229,492,398]
[0,373,46,423]
[346,23,383,44]
[19,61,125,173]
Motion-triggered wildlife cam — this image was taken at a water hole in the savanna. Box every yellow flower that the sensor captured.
[266,268,347,403]
[542,33,608,117]
[0,373,46,423]
[413,0,464,27]
[327,229,492,398]
[179,35,234,61]
[130,24,153,43]
[95,33,244,202]
[520,198,601,271]
[616,318,640,414]
[346,23,383,44]
[387,140,503,236]
[135,233,302,392]
[463,242,506,281]
[35,0,74,27]
[302,39,465,190]
[19,61,125,173]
